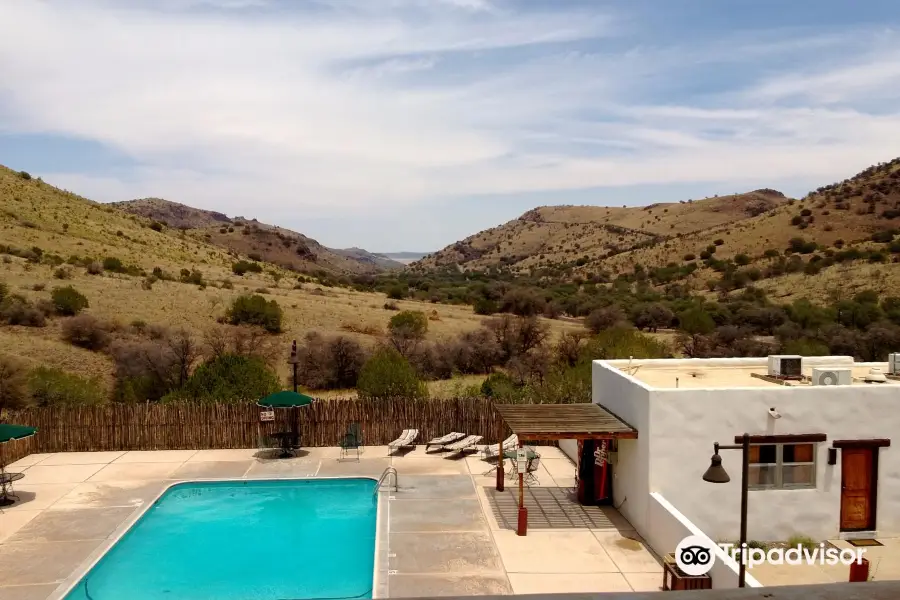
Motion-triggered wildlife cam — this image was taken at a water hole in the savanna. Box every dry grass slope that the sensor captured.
[0,164,583,397]
[416,159,900,301]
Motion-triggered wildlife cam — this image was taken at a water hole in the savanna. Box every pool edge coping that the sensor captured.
[47,476,386,600]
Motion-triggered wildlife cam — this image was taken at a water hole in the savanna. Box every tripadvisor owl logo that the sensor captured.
[675,535,867,576]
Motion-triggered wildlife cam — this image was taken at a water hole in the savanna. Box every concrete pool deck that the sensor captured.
[0,445,663,599]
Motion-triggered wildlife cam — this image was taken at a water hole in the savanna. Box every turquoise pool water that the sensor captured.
[63,478,378,600]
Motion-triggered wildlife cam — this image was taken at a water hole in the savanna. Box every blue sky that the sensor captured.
[2,1,900,252]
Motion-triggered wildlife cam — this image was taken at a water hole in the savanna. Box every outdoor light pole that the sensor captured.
[702,432,750,588]
[289,340,299,393]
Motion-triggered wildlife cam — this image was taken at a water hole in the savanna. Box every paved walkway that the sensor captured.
[0,445,662,599]
[750,538,900,586]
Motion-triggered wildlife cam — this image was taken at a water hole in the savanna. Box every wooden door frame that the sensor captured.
[834,439,890,532]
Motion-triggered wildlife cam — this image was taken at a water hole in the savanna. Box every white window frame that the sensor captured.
[749,442,817,490]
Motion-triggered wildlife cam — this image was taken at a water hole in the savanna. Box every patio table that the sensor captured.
[0,471,24,506]
[270,431,299,458]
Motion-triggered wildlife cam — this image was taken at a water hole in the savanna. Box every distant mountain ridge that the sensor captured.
[112,198,403,274]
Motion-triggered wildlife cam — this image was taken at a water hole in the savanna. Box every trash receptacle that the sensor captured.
[849,557,870,582]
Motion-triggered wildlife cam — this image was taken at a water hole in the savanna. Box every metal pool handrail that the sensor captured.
[373,466,398,499]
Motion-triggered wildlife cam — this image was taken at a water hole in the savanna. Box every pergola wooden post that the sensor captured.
[493,403,638,537]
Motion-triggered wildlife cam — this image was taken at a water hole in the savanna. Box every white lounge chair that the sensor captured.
[388,429,419,454]
[482,434,518,460]
[425,431,465,451]
[441,434,483,456]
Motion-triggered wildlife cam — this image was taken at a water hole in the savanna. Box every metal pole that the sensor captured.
[739,433,750,588]
[516,439,527,536]
[291,340,298,393]
[496,422,505,492]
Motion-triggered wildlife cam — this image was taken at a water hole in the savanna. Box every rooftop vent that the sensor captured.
[864,367,887,383]
[767,355,802,380]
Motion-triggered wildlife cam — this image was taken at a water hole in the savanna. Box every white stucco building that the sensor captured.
[590,355,899,544]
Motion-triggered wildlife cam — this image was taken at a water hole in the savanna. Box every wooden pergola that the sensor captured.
[493,403,638,536]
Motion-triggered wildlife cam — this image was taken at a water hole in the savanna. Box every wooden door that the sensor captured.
[840,448,876,531]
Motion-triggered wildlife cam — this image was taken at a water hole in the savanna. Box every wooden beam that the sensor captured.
[518,431,638,441]
[832,439,891,449]
[733,433,827,444]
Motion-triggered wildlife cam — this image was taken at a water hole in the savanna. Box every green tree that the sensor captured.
[166,354,280,403]
[226,294,283,333]
[51,285,89,316]
[357,347,428,400]
[387,310,428,357]
[28,367,105,406]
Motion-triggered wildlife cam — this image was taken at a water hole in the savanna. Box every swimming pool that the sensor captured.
[62,478,378,600]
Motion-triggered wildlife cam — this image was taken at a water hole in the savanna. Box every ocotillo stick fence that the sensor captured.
[0,397,521,462]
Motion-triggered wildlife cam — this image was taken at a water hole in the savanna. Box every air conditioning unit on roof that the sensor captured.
[888,353,900,375]
[811,368,852,386]
[767,355,802,379]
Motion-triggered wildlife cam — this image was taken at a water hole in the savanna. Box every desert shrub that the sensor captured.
[483,315,550,362]
[786,534,818,552]
[0,282,6,304]
[221,280,234,290]
[62,314,111,350]
[18,170,32,180]
[226,294,283,333]
[473,297,498,315]
[248,252,263,262]
[165,354,279,403]
[0,354,30,410]
[683,253,696,261]
[582,327,671,360]
[500,287,545,317]
[51,285,89,316]
[203,325,279,366]
[480,372,522,399]
[180,268,205,286]
[53,267,72,279]
[631,303,674,332]
[149,221,164,232]
[232,260,263,276]
[781,338,830,356]
[102,257,123,272]
[28,366,105,406]
[0,296,47,327]
[386,285,407,300]
[357,347,428,400]
[295,332,368,390]
[383,301,399,311]
[585,306,626,333]
[443,328,503,374]
[86,261,103,275]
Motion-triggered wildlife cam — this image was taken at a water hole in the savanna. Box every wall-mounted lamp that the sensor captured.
[828,448,837,465]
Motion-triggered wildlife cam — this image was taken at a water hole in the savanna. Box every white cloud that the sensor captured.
[0,0,899,227]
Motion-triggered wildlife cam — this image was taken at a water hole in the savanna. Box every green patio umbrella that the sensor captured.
[257,391,315,409]
[257,391,315,448]
[0,424,38,471]
[0,424,37,444]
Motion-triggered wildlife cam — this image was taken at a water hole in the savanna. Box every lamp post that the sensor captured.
[702,432,750,588]
[288,340,300,438]
[288,340,299,393]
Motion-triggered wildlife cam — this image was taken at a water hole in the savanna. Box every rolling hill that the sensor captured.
[413,158,900,301]
[112,198,403,274]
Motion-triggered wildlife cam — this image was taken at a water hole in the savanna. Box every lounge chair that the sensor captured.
[388,429,419,454]
[440,434,483,456]
[339,422,363,461]
[425,431,465,451]
[482,434,518,461]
